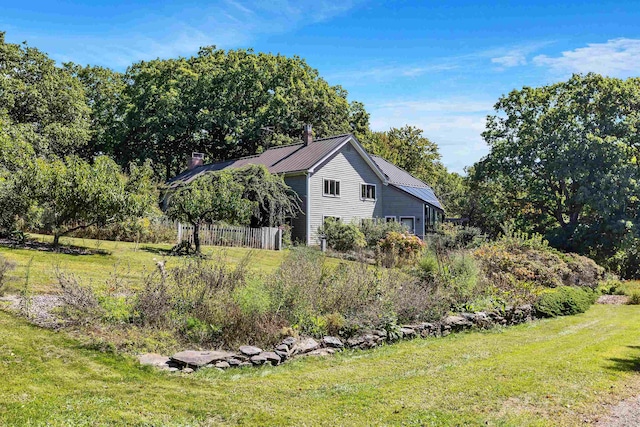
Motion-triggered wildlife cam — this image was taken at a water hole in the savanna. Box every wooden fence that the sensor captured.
[177,223,282,250]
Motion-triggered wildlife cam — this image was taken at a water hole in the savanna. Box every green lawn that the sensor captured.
[0,234,288,294]
[1,304,640,426]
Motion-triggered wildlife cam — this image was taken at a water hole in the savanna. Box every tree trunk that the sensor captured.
[193,222,201,253]
[53,234,60,246]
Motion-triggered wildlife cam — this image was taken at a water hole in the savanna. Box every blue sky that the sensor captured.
[2,0,640,173]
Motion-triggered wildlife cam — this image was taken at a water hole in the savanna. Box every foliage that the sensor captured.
[230,165,301,227]
[470,73,640,277]
[534,286,598,318]
[359,219,407,248]
[426,223,485,251]
[57,271,104,324]
[116,48,362,179]
[318,218,366,252]
[376,231,426,268]
[627,290,640,305]
[0,32,91,157]
[67,212,176,244]
[166,170,253,252]
[26,156,156,245]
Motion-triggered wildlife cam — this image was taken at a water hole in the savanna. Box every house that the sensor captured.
[167,125,445,245]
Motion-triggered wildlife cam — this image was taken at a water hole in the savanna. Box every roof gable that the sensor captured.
[167,133,388,187]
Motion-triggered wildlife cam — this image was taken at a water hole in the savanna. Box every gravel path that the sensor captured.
[597,295,629,305]
[0,294,63,328]
[597,395,640,427]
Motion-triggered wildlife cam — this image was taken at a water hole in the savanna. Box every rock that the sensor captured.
[275,344,289,353]
[227,358,243,367]
[400,327,416,338]
[281,337,296,348]
[239,345,263,357]
[305,348,335,357]
[322,336,344,349]
[442,315,474,331]
[372,329,387,338]
[168,367,179,372]
[138,353,171,369]
[275,350,289,360]
[295,338,320,354]
[346,336,365,347]
[250,354,268,365]
[215,361,230,369]
[182,367,194,374]
[260,351,282,366]
[170,350,235,368]
[239,362,252,367]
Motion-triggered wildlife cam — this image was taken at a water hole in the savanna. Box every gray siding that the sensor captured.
[308,141,384,244]
[284,174,307,244]
[382,185,425,239]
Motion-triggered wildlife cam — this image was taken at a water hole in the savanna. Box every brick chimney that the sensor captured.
[187,152,204,170]
[303,124,313,145]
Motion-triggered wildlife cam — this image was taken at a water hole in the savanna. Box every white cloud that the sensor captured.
[491,52,527,68]
[368,98,493,173]
[39,0,363,68]
[533,38,640,77]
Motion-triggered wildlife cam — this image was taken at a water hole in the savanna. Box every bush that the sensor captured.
[377,231,425,267]
[534,286,598,318]
[359,219,407,248]
[318,218,366,252]
[67,214,176,244]
[628,291,640,305]
[57,272,104,324]
[426,223,485,251]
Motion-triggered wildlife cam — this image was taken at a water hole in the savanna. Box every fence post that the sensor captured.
[177,222,182,243]
[276,228,282,251]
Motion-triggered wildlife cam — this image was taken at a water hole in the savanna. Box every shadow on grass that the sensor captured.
[607,346,640,372]
[140,246,174,255]
[0,238,111,256]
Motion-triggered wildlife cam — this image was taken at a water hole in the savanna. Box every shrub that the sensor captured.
[359,219,407,248]
[377,231,425,267]
[628,291,640,305]
[57,272,104,324]
[534,286,598,318]
[318,218,366,252]
[426,223,485,251]
[0,255,15,296]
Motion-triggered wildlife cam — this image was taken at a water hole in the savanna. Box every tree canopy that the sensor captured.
[469,73,640,274]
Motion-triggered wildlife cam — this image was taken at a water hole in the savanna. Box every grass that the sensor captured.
[0,234,288,294]
[1,304,640,426]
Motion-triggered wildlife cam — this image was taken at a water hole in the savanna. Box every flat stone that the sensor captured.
[250,354,268,365]
[400,327,416,338]
[239,345,263,357]
[275,350,289,360]
[305,348,335,357]
[168,367,179,372]
[372,329,387,337]
[138,353,170,369]
[215,361,230,369]
[276,344,289,353]
[239,362,252,367]
[227,358,243,367]
[260,351,282,366]
[322,336,344,349]
[182,367,194,374]
[281,337,296,348]
[170,350,235,368]
[295,338,320,354]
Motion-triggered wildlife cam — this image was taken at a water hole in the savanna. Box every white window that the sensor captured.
[385,216,396,222]
[323,215,341,223]
[323,179,340,197]
[360,183,376,200]
[399,216,415,234]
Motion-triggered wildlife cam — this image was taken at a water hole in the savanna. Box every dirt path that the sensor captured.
[596,395,640,427]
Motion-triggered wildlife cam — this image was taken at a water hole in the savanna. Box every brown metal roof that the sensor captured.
[167,134,352,188]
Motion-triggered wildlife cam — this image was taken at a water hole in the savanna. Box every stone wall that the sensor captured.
[139,305,536,373]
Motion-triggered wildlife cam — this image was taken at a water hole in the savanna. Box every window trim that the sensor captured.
[399,216,416,234]
[360,182,377,201]
[385,216,396,222]
[323,215,342,223]
[323,178,341,198]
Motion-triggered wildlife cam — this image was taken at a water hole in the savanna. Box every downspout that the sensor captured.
[306,172,311,246]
